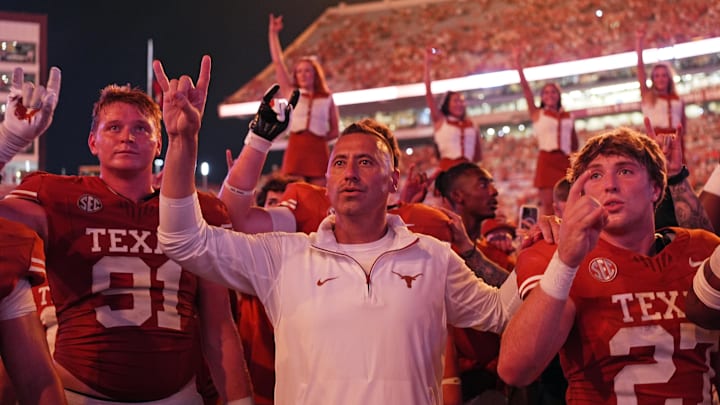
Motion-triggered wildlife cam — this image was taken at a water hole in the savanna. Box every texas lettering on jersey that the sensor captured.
[611,290,685,323]
[86,227,163,255]
[7,172,231,401]
[516,228,720,404]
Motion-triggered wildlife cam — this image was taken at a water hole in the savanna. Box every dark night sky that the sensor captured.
[2,0,369,183]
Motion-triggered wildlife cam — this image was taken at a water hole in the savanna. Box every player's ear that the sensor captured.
[390,168,400,193]
[88,132,99,156]
[154,132,163,157]
[651,181,662,204]
[449,188,463,205]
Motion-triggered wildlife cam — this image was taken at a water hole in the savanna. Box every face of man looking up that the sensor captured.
[325,131,398,219]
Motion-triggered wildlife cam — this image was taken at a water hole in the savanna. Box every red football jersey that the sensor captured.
[477,239,515,271]
[8,173,231,401]
[388,202,453,244]
[31,273,55,328]
[237,293,275,405]
[278,182,332,234]
[516,228,720,404]
[0,217,45,299]
[279,182,453,243]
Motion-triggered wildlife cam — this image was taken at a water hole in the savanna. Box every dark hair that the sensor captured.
[440,91,465,119]
[91,84,161,134]
[434,162,487,200]
[256,175,297,207]
[568,127,666,208]
[340,119,400,169]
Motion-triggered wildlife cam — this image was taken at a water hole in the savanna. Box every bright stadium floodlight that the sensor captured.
[200,161,209,190]
[153,158,163,174]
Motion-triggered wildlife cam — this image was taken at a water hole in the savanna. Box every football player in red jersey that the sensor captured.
[0,218,66,404]
[0,62,252,404]
[498,127,720,403]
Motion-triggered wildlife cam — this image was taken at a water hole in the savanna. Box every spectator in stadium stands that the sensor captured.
[268,13,340,186]
[0,62,253,404]
[636,27,690,229]
[256,174,298,208]
[636,26,686,153]
[424,47,482,171]
[514,47,578,216]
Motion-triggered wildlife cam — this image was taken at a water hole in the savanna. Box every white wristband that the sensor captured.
[703,165,720,196]
[222,180,254,197]
[539,251,579,300]
[441,377,461,385]
[244,132,272,154]
[692,261,720,310]
[227,397,255,405]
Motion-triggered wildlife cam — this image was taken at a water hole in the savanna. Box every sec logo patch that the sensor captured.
[77,194,103,213]
[588,257,617,282]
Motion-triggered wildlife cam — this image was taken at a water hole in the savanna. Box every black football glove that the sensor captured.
[249,84,300,141]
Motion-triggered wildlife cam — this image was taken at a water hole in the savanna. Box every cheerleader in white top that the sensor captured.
[269,13,340,185]
[424,47,482,172]
[514,47,578,216]
[636,27,686,159]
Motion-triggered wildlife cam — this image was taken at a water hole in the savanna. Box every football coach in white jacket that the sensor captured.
[154,58,515,405]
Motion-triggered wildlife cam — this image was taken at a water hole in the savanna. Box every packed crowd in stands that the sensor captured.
[251,108,720,224]
[228,0,720,101]
[225,0,720,221]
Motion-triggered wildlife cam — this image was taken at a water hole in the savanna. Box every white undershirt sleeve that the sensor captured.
[0,280,35,321]
[267,206,298,232]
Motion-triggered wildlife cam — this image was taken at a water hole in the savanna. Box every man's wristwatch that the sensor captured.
[667,165,689,186]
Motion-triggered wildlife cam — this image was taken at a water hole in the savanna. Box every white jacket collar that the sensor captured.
[311,214,418,252]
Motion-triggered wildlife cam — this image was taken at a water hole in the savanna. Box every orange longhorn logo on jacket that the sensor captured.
[392,271,423,288]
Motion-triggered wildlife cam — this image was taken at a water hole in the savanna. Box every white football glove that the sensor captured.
[0,66,61,165]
